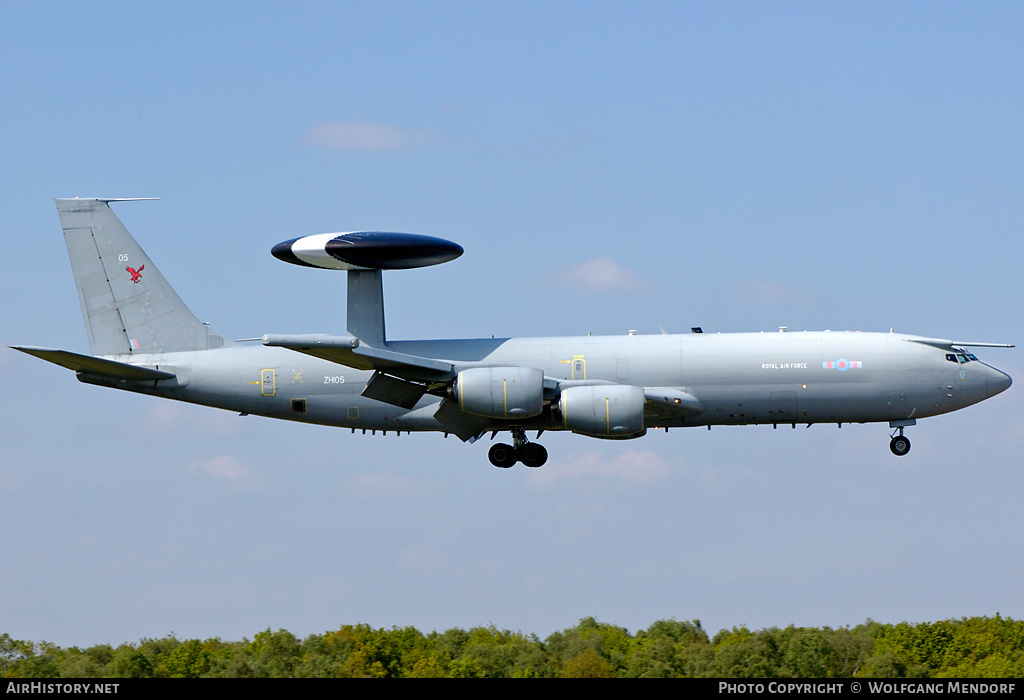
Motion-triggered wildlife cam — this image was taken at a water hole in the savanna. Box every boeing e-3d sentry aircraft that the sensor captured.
[13,199,1014,468]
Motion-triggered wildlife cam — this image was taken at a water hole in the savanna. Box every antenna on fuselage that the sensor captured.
[270,230,464,347]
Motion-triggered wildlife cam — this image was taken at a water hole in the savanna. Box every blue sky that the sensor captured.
[2,2,1023,647]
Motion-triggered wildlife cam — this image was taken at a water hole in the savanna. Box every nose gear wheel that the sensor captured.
[889,426,911,456]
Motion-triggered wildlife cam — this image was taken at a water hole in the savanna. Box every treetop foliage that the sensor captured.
[2,615,1022,678]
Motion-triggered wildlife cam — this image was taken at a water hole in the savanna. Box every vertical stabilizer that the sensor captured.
[347,269,386,346]
[56,198,229,356]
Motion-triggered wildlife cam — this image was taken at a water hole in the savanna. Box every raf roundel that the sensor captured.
[271,231,464,271]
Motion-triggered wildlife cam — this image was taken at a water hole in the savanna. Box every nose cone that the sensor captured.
[987,367,1012,398]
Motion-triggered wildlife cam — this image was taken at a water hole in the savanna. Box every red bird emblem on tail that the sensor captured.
[126,265,145,283]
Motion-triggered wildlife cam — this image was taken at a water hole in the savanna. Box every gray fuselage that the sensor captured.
[82,329,1012,436]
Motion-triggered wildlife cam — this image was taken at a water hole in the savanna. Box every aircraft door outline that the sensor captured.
[261,369,276,396]
[559,355,586,380]
[572,357,586,380]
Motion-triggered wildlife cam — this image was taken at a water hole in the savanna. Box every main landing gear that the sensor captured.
[889,427,911,456]
[488,429,548,469]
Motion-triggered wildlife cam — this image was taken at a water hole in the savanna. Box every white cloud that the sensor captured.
[300,120,438,152]
[528,448,672,486]
[194,455,252,480]
[533,257,654,292]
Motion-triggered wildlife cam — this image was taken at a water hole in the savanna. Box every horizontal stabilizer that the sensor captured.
[11,346,176,381]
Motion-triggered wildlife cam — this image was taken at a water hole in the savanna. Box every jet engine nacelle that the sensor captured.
[453,366,544,419]
[559,384,646,438]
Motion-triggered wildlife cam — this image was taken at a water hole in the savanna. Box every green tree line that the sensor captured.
[2,615,1022,678]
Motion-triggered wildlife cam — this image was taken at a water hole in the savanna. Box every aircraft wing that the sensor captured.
[264,334,498,434]
[10,346,176,381]
[263,333,460,412]
[261,334,455,382]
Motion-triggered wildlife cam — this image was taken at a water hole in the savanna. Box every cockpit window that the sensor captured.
[946,352,975,364]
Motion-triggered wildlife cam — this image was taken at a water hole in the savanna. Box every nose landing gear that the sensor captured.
[888,419,915,456]
[889,427,911,456]
[487,429,548,468]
